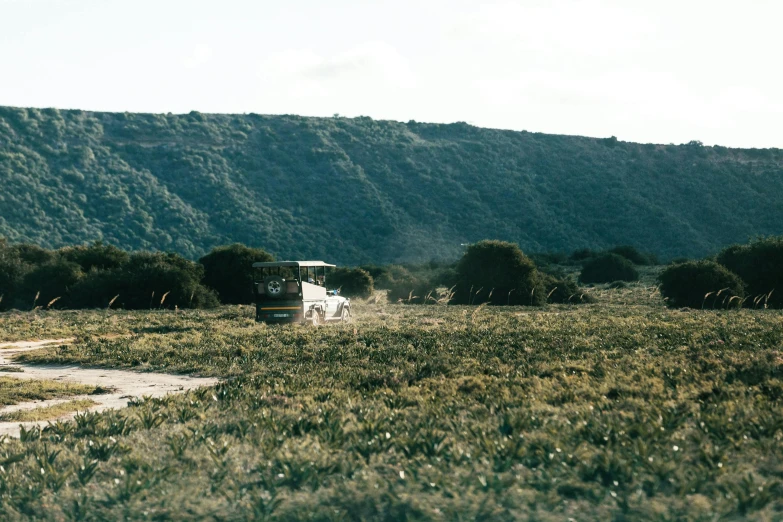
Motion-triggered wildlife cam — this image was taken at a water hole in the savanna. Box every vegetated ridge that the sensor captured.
[1,105,782,264]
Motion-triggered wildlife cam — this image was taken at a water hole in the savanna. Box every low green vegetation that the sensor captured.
[452,240,545,306]
[0,377,97,406]
[654,236,783,310]
[327,267,375,299]
[579,253,640,284]
[0,398,97,422]
[0,239,599,311]
[659,261,745,309]
[0,289,780,519]
[716,236,783,308]
[199,243,274,305]
[608,245,658,266]
[0,240,219,311]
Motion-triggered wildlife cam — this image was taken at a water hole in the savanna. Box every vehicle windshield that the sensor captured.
[299,266,326,286]
[253,265,331,285]
[253,266,296,281]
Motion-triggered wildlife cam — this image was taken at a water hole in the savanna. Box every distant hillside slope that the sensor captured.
[1,106,782,263]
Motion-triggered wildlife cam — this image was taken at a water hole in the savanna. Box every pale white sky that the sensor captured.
[1,0,781,148]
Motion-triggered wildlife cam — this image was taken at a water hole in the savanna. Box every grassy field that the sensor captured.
[0,284,782,520]
[0,378,98,406]
[0,399,98,423]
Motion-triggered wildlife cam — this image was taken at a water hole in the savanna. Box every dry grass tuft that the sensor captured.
[0,399,97,422]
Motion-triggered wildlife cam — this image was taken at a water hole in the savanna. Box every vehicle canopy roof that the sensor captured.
[252,261,336,268]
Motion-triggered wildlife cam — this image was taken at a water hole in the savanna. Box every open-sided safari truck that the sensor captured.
[252,261,351,325]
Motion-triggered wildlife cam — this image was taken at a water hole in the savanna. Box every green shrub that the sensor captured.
[70,268,124,309]
[19,259,85,309]
[358,264,386,282]
[386,277,443,304]
[608,245,657,265]
[0,242,220,310]
[717,237,783,308]
[540,273,595,304]
[327,267,374,299]
[431,267,459,288]
[364,265,414,290]
[452,240,545,306]
[0,254,29,311]
[8,244,55,265]
[59,242,129,272]
[579,253,639,284]
[569,248,595,263]
[199,244,274,304]
[116,252,219,309]
[659,260,745,309]
[530,251,568,267]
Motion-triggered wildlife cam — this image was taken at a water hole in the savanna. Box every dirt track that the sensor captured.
[0,339,218,437]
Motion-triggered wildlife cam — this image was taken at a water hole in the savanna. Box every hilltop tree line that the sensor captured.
[2,106,783,264]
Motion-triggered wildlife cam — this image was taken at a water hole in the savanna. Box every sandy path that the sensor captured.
[0,339,218,437]
[0,338,76,350]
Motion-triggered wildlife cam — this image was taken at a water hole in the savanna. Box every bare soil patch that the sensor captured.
[0,339,218,437]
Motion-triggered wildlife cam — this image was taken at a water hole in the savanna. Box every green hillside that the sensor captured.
[1,106,782,263]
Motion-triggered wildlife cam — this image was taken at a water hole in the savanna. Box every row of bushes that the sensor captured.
[6,235,775,311]
[358,240,593,306]
[0,241,283,310]
[0,240,380,310]
[529,245,658,268]
[0,241,221,310]
[530,245,655,285]
[659,237,782,309]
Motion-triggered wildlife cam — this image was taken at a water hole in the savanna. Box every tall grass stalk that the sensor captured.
[702,291,715,309]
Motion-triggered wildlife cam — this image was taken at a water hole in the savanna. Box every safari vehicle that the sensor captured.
[253,261,351,325]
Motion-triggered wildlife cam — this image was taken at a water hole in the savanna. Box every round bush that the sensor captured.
[452,240,545,306]
[118,252,219,309]
[569,248,595,263]
[717,237,783,308]
[20,259,85,308]
[659,260,745,309]
[365,265,414,290]
[608,245,656,265]
[579,253,639,284]
[0,256,28,311]
[327,267,374,298]
[199,244,274,304]
[70,268,124,309]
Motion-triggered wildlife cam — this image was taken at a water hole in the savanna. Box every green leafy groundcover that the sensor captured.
[1,294,782,519]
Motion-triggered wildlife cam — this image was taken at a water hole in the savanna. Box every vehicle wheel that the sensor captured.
[263,275,286,299]
[340,306,351,322]
[310,309,322,326]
